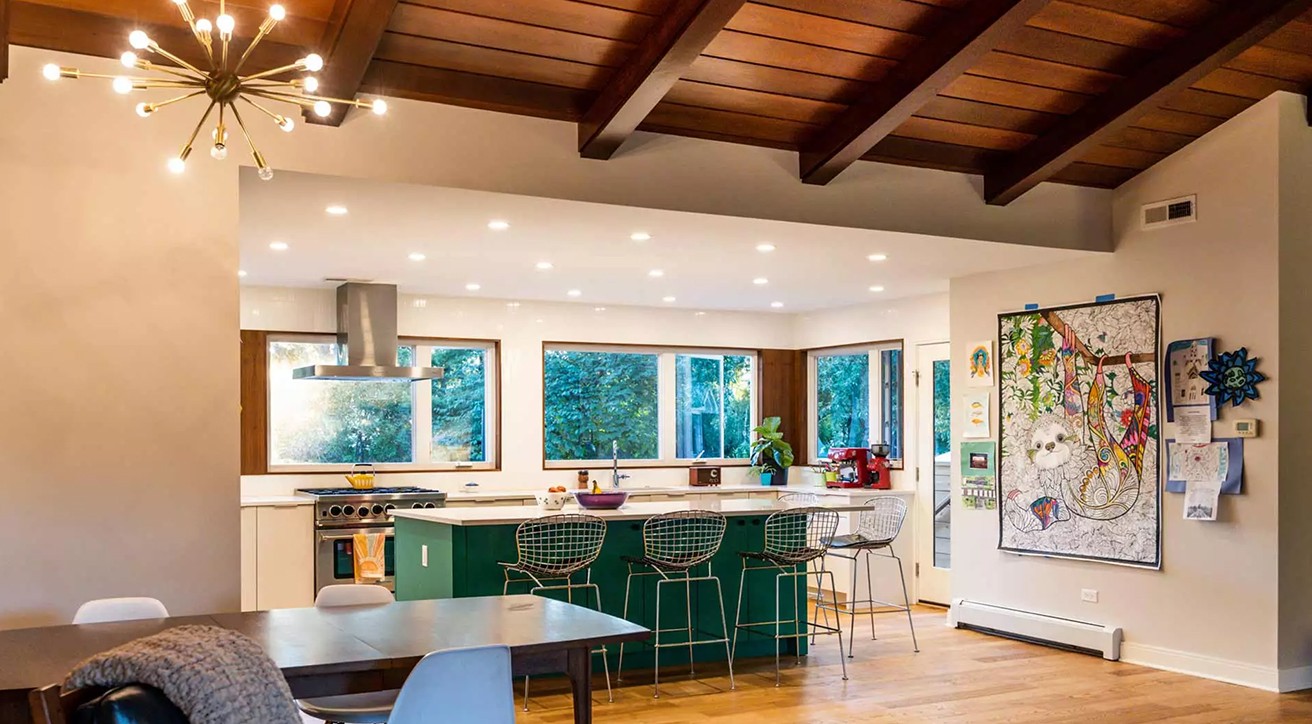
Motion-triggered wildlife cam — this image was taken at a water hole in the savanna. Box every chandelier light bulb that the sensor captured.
[269,4,287,21]
[128,30,151,50]
[216,14,235,36]
[135,103,153,117]
[112,76,133,94]
[195,18,212,33]
[303,53,324,72]
[278,116,295,132]
[120,51,139,68]
[258,166,274,181]
[211,127,228,143]
[371,99,388,115]
[42,63,61,81]
[167,156,186,174]
[210,143,228,161]
[302,76,319,93]
[312,100,331,117]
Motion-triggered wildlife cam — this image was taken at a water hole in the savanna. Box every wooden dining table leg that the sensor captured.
[565,645,593,724]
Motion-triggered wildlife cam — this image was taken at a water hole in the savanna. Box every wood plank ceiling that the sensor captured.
[7,0,1312,203]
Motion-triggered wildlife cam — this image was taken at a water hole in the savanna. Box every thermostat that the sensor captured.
[1234,419,1259,438]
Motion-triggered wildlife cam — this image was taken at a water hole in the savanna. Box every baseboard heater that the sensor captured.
[951,598,1122,661]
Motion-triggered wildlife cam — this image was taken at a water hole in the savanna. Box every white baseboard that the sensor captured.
[1120,642,1289,692]
[1278,665,1312,693]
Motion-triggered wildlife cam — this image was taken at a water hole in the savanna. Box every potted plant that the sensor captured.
[749,416,795,486]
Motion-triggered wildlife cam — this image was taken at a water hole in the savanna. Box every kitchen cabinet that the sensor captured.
[240,503,314,611]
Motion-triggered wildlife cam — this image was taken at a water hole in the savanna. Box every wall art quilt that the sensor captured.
[998,296,1161,568]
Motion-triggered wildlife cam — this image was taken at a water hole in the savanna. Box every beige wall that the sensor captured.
[1278,95,1312,680]
[950,95,1284,686]
[0,50,240,627]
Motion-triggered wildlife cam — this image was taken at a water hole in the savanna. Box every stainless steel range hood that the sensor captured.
[293,283,444,381]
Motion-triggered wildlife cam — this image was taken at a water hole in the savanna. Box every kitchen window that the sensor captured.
[267,335,498,470]
[808,341,904,464]
[543,344,758,467]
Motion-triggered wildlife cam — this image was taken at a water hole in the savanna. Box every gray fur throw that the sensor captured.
[65,624,301,724]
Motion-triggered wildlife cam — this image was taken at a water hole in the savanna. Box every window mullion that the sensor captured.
[413,345,434,465]
[658,352,677,462]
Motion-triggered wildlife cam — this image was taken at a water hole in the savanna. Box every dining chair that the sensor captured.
[501,513,611,711]
[72,597,169,624]
[732,506,848,686]
[296,585,398,724]
[387,645,515,724]
[817,496,920,657]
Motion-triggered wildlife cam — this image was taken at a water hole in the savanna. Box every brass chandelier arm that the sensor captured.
[144,89,207,113]
[249,87,374,110]
[234,15,281,74]
[178,100,219,160]
[241,61,309,83]
[246,88,315,108]
[240,95,290,125]
[146,45,208,78]
[132,61,206,82]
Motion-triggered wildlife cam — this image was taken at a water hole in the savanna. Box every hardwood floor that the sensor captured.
[518,606,1312,723]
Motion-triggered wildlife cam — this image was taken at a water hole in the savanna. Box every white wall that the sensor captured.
[949,95,1286,688]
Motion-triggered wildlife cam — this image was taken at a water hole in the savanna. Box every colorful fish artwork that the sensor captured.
[997,296,1160,568]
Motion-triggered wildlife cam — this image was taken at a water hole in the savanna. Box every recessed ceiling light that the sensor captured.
[325,205,348,215]
[237,270,247,278]
[662,296,676,303]
[506,302,521,308]
[488,219,510,231]
[755,243,775,253]
[567,289,582,297]
[631,232,651,242]
[648,269,664,278]
[408,252,426,262]
[869,285,886,292]
[753,277,768,285]
[535,261,554,271]
[867,253,888,262]
[465,283,481,291]
[594,307,607,313]
[694,311,706,317]
[770,301,784,308]
[412,299,427,308]
[269,241,288,251]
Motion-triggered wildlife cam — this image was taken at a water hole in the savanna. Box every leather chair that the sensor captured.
[30,683,187,724]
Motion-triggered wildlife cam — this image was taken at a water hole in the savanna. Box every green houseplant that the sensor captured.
[749,416,795,486]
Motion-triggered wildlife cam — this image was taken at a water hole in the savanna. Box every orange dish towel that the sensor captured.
[352,532,387,584]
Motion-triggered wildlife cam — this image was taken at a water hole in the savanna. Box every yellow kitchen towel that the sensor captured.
[352,532,386,583]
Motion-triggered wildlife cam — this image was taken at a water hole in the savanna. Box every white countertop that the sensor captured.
[239,485,914,507]
[391,498,874,526]
[239,495,314,507]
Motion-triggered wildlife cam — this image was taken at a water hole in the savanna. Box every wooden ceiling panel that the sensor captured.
[374,32,612,89]
[726,3,923,59]
[1191,68,1304,99]
[684,55,870,103]
[894,116,1033,151]
[401,0,655,42]
[917,96,1061,135]
[388,4,634,67]
[643,101,814,145]
[1026,1,1188,50]
[663,79,843,124]
[865,136,1001,174]
[361,58,591,119]
[942,74,1091,115]
[587,0,673,14]
[1226,44,1312,80]
[998,26,1151,74]
[19,0,328,48]
[1079,144,1165,169]
[1134,107,1228,136]
[1055,0,1218,28]
[1103,125,1197,155]
[1257,16,1312,54]
[702,30,896,80]
[756,0,951,35]
[1050,162,1138,187]
[968,51,1121,94]
[1159,88,1258,118]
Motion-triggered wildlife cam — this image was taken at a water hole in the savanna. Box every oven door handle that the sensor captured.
[318,533,392,541]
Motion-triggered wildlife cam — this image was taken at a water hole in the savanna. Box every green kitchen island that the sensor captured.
[392,498,866,670]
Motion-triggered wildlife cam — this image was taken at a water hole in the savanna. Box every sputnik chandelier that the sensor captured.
[41,0,388,180]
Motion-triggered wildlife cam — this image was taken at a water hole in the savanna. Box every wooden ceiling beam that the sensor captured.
[578,0,746,159]
[361,60,592,122]
[307,0,399,127]
[985,0,1312,205]
[1,0,10,83]
[797,0,1049,186]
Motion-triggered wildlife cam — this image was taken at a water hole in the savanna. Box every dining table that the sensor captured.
[0,594,650,724]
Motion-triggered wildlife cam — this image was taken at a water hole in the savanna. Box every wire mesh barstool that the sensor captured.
[616,510,735,698]
[816,497,919,657]
[732,506,848,686]
[777,492,822,507]
[500,513,611,710]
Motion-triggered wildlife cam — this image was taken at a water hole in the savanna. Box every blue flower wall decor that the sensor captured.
[1199,347,1266,407]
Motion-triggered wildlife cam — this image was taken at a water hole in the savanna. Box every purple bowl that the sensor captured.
[575,491,629,510]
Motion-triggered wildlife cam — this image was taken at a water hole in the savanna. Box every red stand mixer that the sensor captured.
[826,444,893,489]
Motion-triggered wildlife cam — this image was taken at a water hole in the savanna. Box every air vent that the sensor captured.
[1141,195,1196,230]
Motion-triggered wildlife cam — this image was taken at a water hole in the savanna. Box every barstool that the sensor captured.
[500,513,611,711]
[732,506,848,686]
[616,510,735,697]
[817,496,919,657]
[777,492,820,507]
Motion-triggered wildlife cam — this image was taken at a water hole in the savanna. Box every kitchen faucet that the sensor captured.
[611,440,630,488]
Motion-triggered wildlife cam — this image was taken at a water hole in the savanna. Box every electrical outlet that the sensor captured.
[422,544,428,568]
[1081,588,1099,603]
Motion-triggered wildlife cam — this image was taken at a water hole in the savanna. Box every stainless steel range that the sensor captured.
[298,486,448,594]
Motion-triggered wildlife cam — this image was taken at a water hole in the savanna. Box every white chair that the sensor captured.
[388,645,515,724]
[297,585,398,724]
[72,597,169,624]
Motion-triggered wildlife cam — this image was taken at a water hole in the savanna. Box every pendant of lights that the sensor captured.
[41,0,388,180]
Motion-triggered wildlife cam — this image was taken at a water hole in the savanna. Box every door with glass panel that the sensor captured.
[915,343,952,605]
